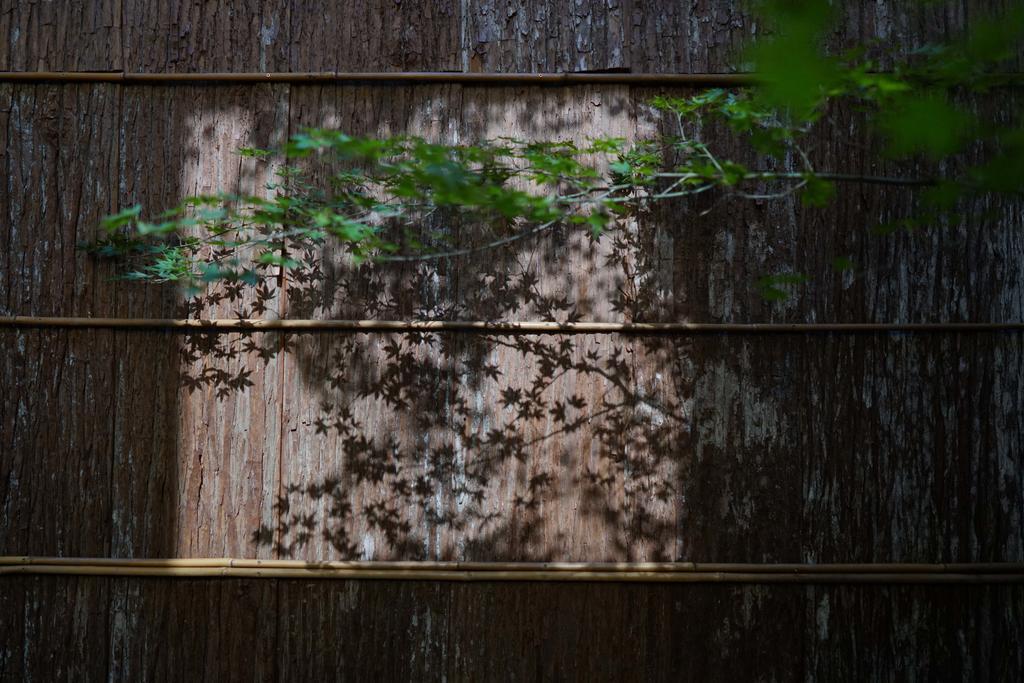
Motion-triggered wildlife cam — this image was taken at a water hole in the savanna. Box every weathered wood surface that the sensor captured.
[5,1,1018,73]
[116,84,290,558]
[2,0,1023,679]
[1,576,1022,681]
[0,0,121,71]
[0,84,120,318]
[122,0,291,73]
[289,1,462,72]
[3,83,1022,677]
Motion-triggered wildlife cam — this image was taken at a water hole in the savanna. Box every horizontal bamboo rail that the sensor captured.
[2,71,1020,87]
[6,556,1024,572]
[2,557,1023,583]
[1,316,1023,334]
[0,71,755,86]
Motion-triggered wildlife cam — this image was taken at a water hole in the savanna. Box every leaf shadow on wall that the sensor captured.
[175,88,707,562]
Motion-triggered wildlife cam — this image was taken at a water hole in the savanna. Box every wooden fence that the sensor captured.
[2,1,1023,679]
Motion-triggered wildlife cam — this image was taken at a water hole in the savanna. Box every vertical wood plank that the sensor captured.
[106,577,277,681]
[0,0,122,71]
[0,84,121,559]
[0,84,121,318]
[113,84,291,558]
[289,1,462,71]
[466,0,627,72]
[121,0,290,72]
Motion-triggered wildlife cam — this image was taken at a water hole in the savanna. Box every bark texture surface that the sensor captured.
[1,1,1022,680]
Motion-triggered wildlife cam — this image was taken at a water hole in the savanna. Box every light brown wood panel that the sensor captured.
[117,83,291,319]
[112,85,291,558]
[274,85,669,561]
[172,329,283,558]
[270,331,685,561]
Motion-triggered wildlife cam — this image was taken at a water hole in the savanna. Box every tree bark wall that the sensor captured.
[1,1,1022,680]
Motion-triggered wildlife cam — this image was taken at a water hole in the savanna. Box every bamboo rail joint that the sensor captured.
[1,316,1023,334]
[2,557,1023,584]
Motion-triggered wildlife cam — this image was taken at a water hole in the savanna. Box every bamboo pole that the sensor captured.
[5,565,1024,583]
[2,71,1020,87]
[2,557,1023,583]
[2,316,1023,334]
[4,556,1024,573]
[0,71,756,86]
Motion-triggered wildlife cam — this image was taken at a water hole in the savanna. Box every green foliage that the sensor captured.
[757,272,810,301]
[970,127,1024,193]
[877,92,973,159]
[831,256,854,273]
[87,1,1023,303]
[800,175,834,207]
[746,0,840,121]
